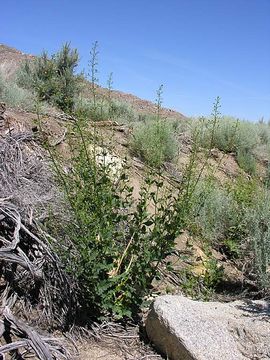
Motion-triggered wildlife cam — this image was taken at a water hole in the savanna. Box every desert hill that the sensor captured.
[0,44,186,120]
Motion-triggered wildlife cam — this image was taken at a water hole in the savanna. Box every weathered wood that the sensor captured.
[0,102,6,128]
[0,307,71,359]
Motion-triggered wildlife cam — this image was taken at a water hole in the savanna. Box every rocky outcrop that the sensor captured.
[146,295,270,360]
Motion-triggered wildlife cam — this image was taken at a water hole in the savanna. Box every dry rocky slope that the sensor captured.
[1,44,269,360]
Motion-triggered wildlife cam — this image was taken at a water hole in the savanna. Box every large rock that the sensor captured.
[146,295,270,360]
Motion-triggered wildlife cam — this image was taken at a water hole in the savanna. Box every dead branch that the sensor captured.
[0,199,77,329]
[0,307,72,359]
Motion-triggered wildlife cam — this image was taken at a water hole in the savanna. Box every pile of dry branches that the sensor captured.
[0,131,61,221]
[0,306,72,359]
[0,132,77,359]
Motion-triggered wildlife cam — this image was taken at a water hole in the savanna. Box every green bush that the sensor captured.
[108,99,135,122]
[17,43,79,112]
[16,59,34,89]
[188,171,270,291]
[131,118,178,167]
[196,116,237,152]
[229,175,258,206]
[264,164,270,188]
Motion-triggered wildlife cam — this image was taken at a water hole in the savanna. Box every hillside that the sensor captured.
[0,44,186,120]
[1,44,270,360]
[0,44,35,78]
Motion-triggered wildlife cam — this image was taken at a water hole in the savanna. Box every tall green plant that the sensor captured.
[46,113,193,319]
[44,84,208,318]
[41,57,224,319]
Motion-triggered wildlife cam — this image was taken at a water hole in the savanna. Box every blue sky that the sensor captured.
[1,0,269,120]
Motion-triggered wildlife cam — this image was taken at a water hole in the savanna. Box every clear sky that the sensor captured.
[1,0,269,121]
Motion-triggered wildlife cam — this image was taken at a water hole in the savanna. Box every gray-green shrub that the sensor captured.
[188,170,270,293]
[246,190,270,290]
[189,175,260,259]
[45,111,197,319]
[0,71,36,110]
[74,96,135,122]
[257,123,270,145]
[194,116,261,174]
[131,118,178,167]
[190,179,235,242]
[236,148,256,175]
[196,116,259,153]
